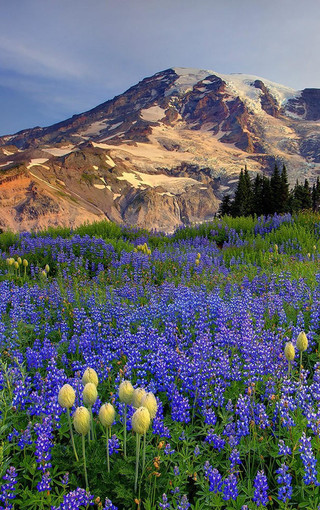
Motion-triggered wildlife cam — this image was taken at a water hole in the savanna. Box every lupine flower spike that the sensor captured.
[118,380,134,459]
[58,384,78,461]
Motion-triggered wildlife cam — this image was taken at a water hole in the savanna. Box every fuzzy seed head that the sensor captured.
[118,380,134,404]
[82,367,98,387]
[23,259,28,267]
[99,403,115,428]
[73,406,90,435]
[83,382,98,406]
[58,384,76,409]
[45,264,50,273]
[131,406,151,435]
[141,392,158,419]
[14,261,19,269]
[17,257,22,265]
[296,331,308,352]
[132,387,146,408]
[284,342,295,361]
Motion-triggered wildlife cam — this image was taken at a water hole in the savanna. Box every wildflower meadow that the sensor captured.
[0,212,320,509]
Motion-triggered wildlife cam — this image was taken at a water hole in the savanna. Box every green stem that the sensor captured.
[106,426,110,473]
[124,403,127,459]
[142,432,146,474]
[134,433,141,493]
[82,434,89,492]
[299,351,303,383]
[67,408,79,461]
[89,406,94,441]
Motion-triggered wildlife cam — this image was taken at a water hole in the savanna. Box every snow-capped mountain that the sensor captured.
[1,67,320,232]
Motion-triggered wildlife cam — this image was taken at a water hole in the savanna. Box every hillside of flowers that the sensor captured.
[0,212,320,510]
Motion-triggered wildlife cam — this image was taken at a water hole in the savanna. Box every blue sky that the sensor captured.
[0,0,319,135]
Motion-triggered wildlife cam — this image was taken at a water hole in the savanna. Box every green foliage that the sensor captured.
[0,230,18,251]
[2,213,320,508]
[222,164,312,218]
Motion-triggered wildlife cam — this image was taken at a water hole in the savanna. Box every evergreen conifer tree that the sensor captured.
[219,194,232,216]
[270,164,282,214]
[280,165,289,212]
[231,166,253,217]
[302,179,312,209]
[261,175,272,215]
[252,174,263,216]
[312,177,320,212]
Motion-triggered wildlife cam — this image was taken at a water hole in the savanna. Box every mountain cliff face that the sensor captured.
[1,67,320,232]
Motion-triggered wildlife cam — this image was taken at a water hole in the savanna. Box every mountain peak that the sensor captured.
[0,67,319,233]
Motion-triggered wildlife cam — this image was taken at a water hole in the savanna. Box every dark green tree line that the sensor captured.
[220,165,319,217]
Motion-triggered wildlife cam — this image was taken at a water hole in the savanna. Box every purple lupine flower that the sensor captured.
[278,440,291,456]
[37,471,51,492]
[194,445,200,456]
[299,433,320,486]
[159,493,171,509]
[17,422,33,450]
[252,470,269,507]
[103,497,118,510]
[204,430,225,451]
[61,472,69,487]
[0,466,17,510]
[223,473,238,501]
[34,417,53,473]
[108,435,120,456]
[226,399,234,412]
[152,399,171,438]
[170,390,190,423]
[229,448,241,474]
[177,495,190,510]
[203,408,217,426]
[164,443,175,455]
[276,464,292,502]
[205,463,222,494]
[235,394,251,439]
[51,487,94,509]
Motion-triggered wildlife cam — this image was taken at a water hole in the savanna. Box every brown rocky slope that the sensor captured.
[1,67,320,232]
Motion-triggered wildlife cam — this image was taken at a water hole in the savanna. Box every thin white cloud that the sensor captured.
[0,35,87,80]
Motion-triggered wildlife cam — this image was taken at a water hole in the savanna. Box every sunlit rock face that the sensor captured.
[0,67,319,232]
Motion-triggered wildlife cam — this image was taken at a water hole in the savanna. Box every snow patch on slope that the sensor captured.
[27,158,49,169]
[171,67,299,113]
[140,106,166,122]
[166,68,212,96]
[117,169,199,192]
[80,121,108,136]
[43,146,75,157]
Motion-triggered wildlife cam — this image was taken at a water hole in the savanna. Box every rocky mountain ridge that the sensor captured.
[1,67,320,232]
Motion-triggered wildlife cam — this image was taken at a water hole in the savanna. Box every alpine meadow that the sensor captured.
[0,213,320,509]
